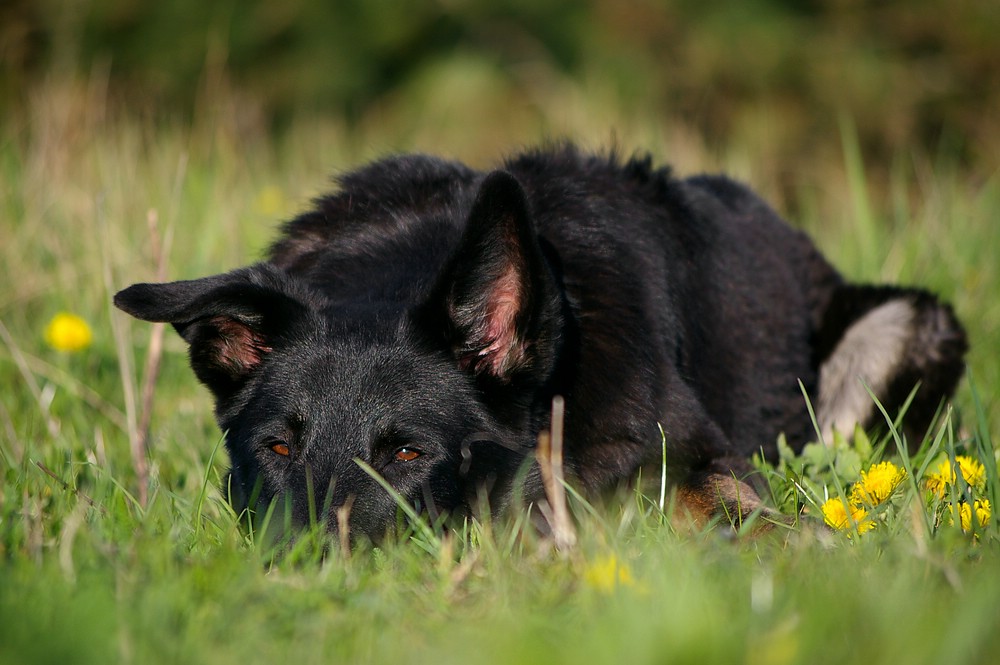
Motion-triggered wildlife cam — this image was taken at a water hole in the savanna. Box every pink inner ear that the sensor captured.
[211,316,272,374]
[477,264,525,375]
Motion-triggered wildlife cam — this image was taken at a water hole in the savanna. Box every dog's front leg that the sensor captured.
[675,461,789,533]
[656,378,789,532]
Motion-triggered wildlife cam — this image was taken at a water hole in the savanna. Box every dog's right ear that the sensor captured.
[114,264,316,404]
[414,171,563,387]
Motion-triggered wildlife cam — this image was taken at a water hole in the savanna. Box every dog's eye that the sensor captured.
[270,441,290,457]
[394,448,421,462]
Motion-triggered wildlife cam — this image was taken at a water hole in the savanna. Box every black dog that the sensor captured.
[115,146,967,540]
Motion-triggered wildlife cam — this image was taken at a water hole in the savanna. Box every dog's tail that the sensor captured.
[813,285,967,448]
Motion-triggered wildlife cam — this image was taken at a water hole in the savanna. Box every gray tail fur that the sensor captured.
[813,285,967,448]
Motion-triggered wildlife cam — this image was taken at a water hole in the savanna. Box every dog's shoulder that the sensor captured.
[269,154,477,269]
[268,154,480,302]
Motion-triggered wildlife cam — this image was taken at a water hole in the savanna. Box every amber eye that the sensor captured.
[394,448,421,462]
[270,441,290,457]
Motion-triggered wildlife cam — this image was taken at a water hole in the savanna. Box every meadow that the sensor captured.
[2,69,999,664]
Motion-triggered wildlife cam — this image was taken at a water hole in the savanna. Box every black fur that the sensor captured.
[115,145,967,541]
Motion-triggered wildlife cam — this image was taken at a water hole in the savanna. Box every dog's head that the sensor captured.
[115,172,563,543]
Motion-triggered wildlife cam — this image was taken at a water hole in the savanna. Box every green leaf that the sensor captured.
[853,425,874,461]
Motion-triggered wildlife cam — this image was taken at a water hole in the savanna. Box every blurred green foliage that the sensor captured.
[3,0,998,175]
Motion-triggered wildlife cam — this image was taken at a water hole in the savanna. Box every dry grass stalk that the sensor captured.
[102,195,142,506]
[135,209,170,491]
[336,494,355,557]
[536,395,577,551]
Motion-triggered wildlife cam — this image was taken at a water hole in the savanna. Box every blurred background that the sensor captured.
[2,0,998,391]
[4,0,998,205]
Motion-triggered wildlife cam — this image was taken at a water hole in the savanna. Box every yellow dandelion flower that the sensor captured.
[821,497,875,534]
[953,499,991,533]
[850,461,906,506]
[44,312,93,352]
[925,455,986,497]
[583,554,636,593]
[925,459,954,498]
[957,456,986,491]
[975,499,992,527]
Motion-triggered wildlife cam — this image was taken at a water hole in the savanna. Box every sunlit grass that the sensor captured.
[2,78,999,664]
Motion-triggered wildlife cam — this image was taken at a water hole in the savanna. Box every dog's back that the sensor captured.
[271,145,965,491]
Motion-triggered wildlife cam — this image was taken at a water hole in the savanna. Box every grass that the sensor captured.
[2,77,1000,665]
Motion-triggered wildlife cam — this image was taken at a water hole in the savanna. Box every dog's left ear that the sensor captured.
[114,264,317,405]
[417,170,562,384]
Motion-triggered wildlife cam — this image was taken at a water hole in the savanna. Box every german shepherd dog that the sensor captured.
[115,145,967,540]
